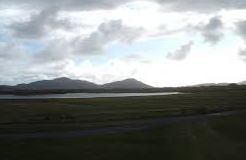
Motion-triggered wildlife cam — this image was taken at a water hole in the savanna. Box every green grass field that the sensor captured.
[1,112,246,160]
[0,89,246,124]
[1,89,246,160]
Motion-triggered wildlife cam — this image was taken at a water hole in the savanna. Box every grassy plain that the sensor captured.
[0,88,246,160]
[1,112,246,160]
[0,89,246,124]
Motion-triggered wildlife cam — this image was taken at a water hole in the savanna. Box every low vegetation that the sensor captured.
[1,112,246,160]
[0,88,246,124]
[1,88,246,160]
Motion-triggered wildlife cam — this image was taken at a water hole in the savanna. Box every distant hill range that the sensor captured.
[190,83,232,87]
[15,77,100,90]
[0,77,246,92]
[102,78,152,89]
[0,77,153,91]
[189,81,246,87]
[239,81,246,85]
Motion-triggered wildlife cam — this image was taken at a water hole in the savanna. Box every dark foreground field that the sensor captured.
[1,113,246,160]
[1,89,246,160]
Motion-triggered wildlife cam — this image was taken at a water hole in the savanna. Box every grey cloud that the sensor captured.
[0,42,27,60]
[3,0,246,12]
[10,8,72,39]
[0,0,132,11]
[201,16,224,44]
[156,0,246,12]
[2,0,246,13]
[238,48,246,62]
[237,21,246,62]
[157,16,224,44]
[0,48,71,85]
[14,18,144,68]
[33,39,73,63]
[236,21,246,41]
[166,41,194,60]
[0,62,70,85]
[189,16,224,44]
[74,20,144,54]
[0,42,37,85]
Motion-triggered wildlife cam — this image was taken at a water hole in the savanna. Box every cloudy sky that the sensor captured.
[1,0,246,87]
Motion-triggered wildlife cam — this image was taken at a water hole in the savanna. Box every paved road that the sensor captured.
[0,110,244,140]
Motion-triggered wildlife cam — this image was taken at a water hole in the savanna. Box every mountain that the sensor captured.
[0,77,245,92]
[239,81,246,85]
[102,78,153,89]
[0,77,152,91]
[191,83,231,87]
[0,85,14,91]
[15,77,99,90]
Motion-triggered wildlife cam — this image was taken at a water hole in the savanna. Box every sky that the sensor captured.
[1,0,246,87]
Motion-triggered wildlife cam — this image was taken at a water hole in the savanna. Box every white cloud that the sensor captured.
[0,0,246,86]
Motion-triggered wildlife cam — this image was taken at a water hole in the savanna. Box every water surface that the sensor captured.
[0,92,179,99]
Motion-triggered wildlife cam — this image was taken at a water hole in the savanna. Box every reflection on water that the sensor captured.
[0,92,180,99]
